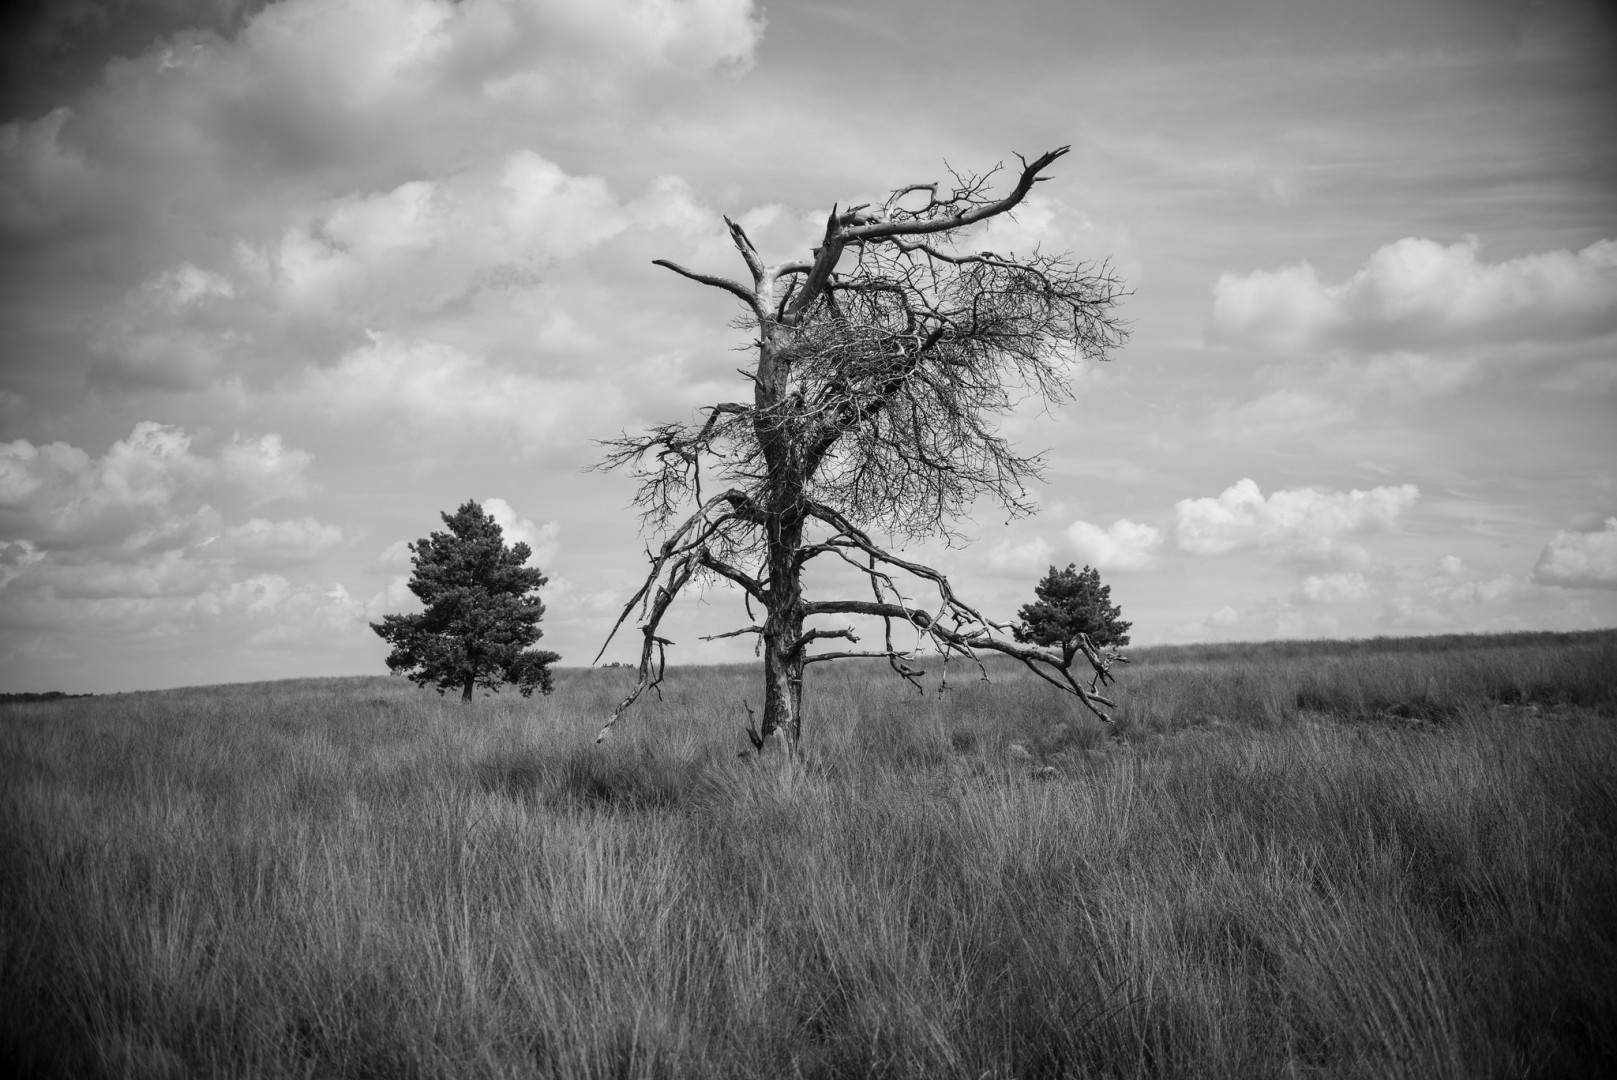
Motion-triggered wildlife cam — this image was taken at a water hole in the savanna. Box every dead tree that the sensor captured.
[594,147,1130,754]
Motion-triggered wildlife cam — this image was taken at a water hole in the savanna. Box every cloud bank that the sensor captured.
[1212,236,1617,352]
[1065,518,1164,571]
[0,423,351,637]
[1533,518,1617,589]
[1174,478,1420,565]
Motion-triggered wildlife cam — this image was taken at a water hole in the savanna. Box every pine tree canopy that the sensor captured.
[370,500,559,701]
[1013,563,1132,660]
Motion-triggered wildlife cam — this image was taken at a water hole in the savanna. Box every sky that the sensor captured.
[1,0,1615,694]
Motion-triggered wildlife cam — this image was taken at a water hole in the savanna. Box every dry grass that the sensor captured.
[2,631,1614,1078]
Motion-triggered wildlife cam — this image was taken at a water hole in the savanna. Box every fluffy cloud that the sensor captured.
[1298,571,1372,604]
[1212,236,1617,352]
[1065,518,1163,571]
[0,424,344,638]
[207,517,344,566]
[1533,518,1617,589]
[1,0,762,408]
[291,332,620,458]
[986,535,1056,575]
[0,0,761,239]
[86,156,717,390]
[261,153,685,320]
[90,261,250,390]
[483,497,560,567]
[1174,478,1419,565]
[1380,556,1529,629]
[0,422,312,552]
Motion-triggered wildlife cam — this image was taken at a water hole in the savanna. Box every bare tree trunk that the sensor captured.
[461,674,473,702]
[755,324,808,754]
[760,512,805,753]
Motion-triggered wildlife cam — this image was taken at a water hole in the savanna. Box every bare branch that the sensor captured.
[804,598,1118,721]
[784,147,1072,322]
[702,625,763,642]
[593,488,757,663]
[787,626,859,657]
[596,553,694,742]
[724,216,768,286]
[803,649,914,665]
[653,258,762,318]
[697,550,766,603]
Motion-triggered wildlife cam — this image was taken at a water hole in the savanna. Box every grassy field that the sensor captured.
[3,631,1615,1078]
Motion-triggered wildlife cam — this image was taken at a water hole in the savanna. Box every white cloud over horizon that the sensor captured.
[1211,236,1617,353]
[0,423,368,678]
[1065,518,1164,572]
[1534,518,1617,590]
[1174,478,1420,566]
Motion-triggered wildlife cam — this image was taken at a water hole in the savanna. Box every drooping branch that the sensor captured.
[595,554,694,743]
[593,488,759,665]
[792,499,1126,722]
[805,598,1120,721]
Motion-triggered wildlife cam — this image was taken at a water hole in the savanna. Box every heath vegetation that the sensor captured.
[2,630,1615,1078]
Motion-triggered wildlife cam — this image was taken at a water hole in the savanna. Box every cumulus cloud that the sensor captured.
[0,422,346,653]
[1533,518,1617,589]
[482,497,559,567]
[261,152,665,320]
[292,332,619,458]
[1,0,761,237]
[216,433,316,503]
[84,156,719,391]
[1,0,764,413]
[1212,236,1617,352]
[1064,518,1163,571]
[1298,571,1372,604]
[207,516,344,566]
[0,422,313,552]
[373,538,414,574]
[1174,478,1419,566]
[986,535,1055,575]
[1382,570,1528,629]
[89,261,248,390]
